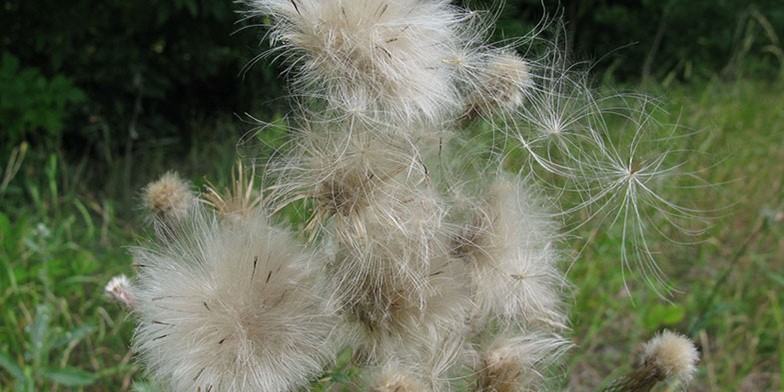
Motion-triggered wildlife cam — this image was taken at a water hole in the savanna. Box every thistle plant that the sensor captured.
[108,1,706,390]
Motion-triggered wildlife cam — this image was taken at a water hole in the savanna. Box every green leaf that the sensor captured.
[644,303,686,331]
[329,372,350,384]
[44,367,96,386]
[0,352,26,382]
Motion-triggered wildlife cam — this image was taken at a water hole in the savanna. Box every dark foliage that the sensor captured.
[1,0,282,157]
[499,0,784,81]
[1,0,781,156]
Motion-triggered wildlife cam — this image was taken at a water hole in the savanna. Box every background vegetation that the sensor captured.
[1,0,782,390]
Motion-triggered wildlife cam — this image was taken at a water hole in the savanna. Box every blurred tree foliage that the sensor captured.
[1,0,782,156]
[497,0,784,82]
[1,0,281,157]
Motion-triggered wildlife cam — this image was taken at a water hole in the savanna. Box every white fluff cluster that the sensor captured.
[639,330,699,385]
[131,210,339,391]
[120,0,708,390]
[605,330,699,391]
[142,171,195,227]
[246,0,573,389]
[245,0,469,123]
[461,175,566,331]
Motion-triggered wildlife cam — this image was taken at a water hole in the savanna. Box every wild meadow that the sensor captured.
[1,1,783,391]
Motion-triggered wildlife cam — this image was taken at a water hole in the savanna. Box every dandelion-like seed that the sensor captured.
[131,210,340,391]
[576,110,713,294]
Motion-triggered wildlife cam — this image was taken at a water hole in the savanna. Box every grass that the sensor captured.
[0,79,782,391]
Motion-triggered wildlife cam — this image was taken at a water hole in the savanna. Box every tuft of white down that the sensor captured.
[640,330,699,385]
[246,0,467,123]
[460,175,567,332]
[130,209,340,392]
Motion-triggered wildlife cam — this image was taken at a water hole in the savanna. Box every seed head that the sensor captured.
[142,171,195,225]
[131,210,340,391]
[457,175,566,331]
[370,367,430,392]
[244,0,469,123]
[464,52,532,120]
[201,160,262,221]
[605,330,699,392]
[639,330,699,384]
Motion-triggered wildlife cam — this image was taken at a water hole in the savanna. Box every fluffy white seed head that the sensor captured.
[131,210,340,392]
[268,122,430,232]
[333,182,471,367]
[245,0,468,123]
[639,330,699,385]
[456,175,566,331]
[463,51,533,120]
[142,171,195,225]
[605,330,699,392]
[330,181,449,311]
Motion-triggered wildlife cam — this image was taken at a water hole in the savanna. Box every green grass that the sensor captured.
[1,80,782,391]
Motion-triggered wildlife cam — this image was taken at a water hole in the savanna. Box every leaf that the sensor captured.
[643,303,685,331]
[329,372,351,384]
[44,367,96,386]
[0,352,26,382]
